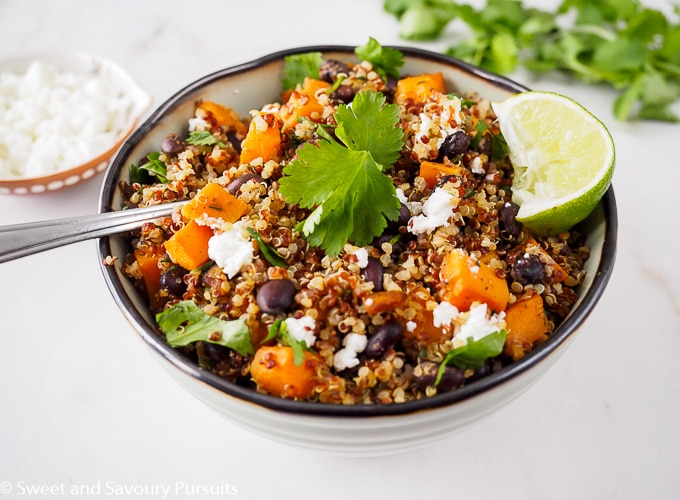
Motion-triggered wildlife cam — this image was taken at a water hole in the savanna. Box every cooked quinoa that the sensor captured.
[121,48,590,405]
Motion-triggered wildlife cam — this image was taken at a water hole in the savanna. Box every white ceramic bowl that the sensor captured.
[0,51,151,195]
[97,46,617,457]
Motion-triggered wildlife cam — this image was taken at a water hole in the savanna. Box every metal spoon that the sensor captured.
[0,202,186,263]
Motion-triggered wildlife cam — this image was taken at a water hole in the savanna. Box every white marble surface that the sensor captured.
[1,0,678,498]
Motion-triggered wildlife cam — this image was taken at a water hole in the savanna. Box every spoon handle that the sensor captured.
[0,202,184,263]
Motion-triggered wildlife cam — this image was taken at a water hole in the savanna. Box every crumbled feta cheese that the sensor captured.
[454,303,505,342]
[207,221,254,279]
[195,215,231,231]
[395,187,408,204]
[439,94,462,129]
[396,187,421,218]
[333,333,367,371]
[433,301,459,327]
[188,116,210,132]
[470,156,485,174]
[0,60,135,178]
[411,94,464,161]
[406,321,417,333]
[284,315,317,348]
[353,247,369,268]
[408,187,455,234]
[417,112,434,142]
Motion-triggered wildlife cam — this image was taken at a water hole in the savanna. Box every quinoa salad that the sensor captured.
[119,41,590,405]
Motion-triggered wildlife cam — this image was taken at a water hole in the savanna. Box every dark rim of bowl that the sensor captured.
[98,45,617,418]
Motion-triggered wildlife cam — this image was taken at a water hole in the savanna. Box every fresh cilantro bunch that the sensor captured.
[384,0,680,122]
[278,91,404,255]
[384,0,460,41]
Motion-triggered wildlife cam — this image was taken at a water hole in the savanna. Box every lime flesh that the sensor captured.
[492,91,615,236]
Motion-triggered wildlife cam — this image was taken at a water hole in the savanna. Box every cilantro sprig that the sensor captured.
[186,130,227,148]
[262,319,310,366]
[156,300,254,357]
[354,37,405,81]
[278,90,403,255]
[246,228,288,267]
[384,0,680,122]
[435,330,506,385]
[282,52,325,91]
[130,152,168,184]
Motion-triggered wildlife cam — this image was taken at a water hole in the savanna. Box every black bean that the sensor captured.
[160,267,187,296]
[468,364,489,382]
[373,234,391,247]
[413,362,465,392]
[383,75,398,99]
[387,203,411,230]
[160,133,185,155]
[499,201,522,240]
[373,232,410,261]
[365,320,404,359]
[319,59,351,83]
[226,173,264,196]
[330,84,356,104]
[362,257,384,291]
[511,254,546,284]
[439,130,471,159]
[198,341,230,362]
[256,279,297,315]
[436,367,465,392]
[227,131,242,153]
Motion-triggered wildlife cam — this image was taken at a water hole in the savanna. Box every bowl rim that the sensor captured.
[0,50,152,189]
[98,45,618,418]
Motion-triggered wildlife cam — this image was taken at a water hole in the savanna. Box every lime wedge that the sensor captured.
[491,91,615,236]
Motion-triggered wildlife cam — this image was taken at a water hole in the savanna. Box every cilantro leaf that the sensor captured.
[469,119,488,150]
[281,137,401,255]
[130,152,168,184]
[282,52,324,91]
[263,319,309,366]
[334,91,403,168]
[246,227,288,267]
[435,330,506,385]
[384,0,458,40]
[156,300,254,357]
[279,322,308,366]
[186,130,227,148]
[279,90,403,255]
[354,37,404,80]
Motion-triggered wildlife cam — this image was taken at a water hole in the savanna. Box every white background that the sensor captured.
[1,1,679,499]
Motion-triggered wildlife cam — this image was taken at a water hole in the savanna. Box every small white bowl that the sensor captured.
[98,46,617,457]
[0,51,151,195]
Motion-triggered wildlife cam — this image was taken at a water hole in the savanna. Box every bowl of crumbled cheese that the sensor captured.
[0,51,151,195]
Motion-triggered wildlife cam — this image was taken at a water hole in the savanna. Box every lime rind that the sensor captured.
[515,165,614,235]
